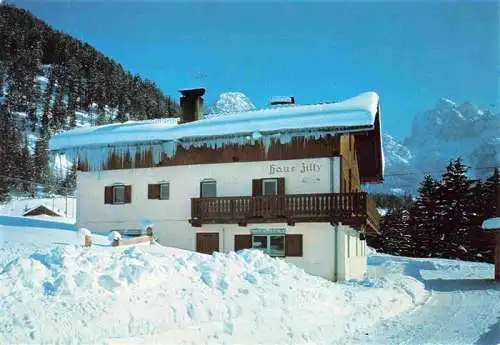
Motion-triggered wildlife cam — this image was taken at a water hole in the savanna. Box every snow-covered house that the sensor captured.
[49,88,384,281]
[22,204,63,217]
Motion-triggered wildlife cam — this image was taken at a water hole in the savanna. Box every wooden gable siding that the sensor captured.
[78,135,341,171]
[356,112,383,183]
[339,134,361,193]
[23,205,61,217]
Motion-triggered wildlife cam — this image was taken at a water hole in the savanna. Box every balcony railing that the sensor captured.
[190,192,380,234]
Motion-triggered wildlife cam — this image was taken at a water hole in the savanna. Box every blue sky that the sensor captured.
[14,0,499,139]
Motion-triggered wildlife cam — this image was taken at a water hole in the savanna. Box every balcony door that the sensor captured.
[262,179,278,196]
[251,177,286,218]
[200,179,217,198]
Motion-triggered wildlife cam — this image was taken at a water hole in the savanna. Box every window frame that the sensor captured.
[200,179,217,198]
[113,184,125,204]
[262,178,278,196]
[159,182,170,200]
[252,234,285,257]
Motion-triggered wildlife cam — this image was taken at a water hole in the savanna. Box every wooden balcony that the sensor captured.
[190,192,380,234]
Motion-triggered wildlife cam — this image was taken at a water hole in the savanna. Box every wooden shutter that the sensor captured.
[148,184,160,199]
[234,234,252,251]
[285,234,303,257]
[196,233,219,254]
[104,186,113,204]
[124,185,132,203]
[252,179,262,196]
[277,177,285,195]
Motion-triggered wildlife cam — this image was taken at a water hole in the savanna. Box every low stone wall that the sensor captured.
[112,235,152,247]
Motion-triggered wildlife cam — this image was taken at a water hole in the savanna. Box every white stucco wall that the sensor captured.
[75,156,367,280]
[335,224,367,280]
[201,223,336,280]
[76,157,339,234]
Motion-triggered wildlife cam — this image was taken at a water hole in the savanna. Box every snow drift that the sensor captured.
[0,225,425,345]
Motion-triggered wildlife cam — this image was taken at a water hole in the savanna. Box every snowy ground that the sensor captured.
[0,218,498,345]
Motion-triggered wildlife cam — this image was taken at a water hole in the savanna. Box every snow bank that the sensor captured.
[482,217,500,230]
[0,215,75,230]
[0,233,426,344]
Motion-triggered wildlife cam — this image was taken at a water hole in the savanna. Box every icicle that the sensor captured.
[262,136,272,155]
[129,145,138,167]
[163,141,176,159]
[57,127,349,171]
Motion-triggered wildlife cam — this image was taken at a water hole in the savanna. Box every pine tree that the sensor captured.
[41,67,56,135]
[33,134,49,188]
[0,106,10,202]
[19,138,34,194]
[409,175,441,257]
[25,35,43,130]
[0,103,22,198]
[437,158,476,260]
[96,103,106,125]
[50,64,67,132]
[65,55,80,128]
[0,61,6,100]
[376,208,413,257]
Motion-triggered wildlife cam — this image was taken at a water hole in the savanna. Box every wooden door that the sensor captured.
[196,233,219,254]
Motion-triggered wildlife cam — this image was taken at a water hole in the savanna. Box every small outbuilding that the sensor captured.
[482,217,500,280]
[22,204,63,217]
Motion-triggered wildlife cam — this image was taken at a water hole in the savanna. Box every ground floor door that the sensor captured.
[196,232,219,254]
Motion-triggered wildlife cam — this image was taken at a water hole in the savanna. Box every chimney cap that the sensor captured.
[270,96,295,105]
[179,88,206,97]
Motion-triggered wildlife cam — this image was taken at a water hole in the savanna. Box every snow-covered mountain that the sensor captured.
[373,133,420,194]
[374,99,499,194]
[205,92,256,118]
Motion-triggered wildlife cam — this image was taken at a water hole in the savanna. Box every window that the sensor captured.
[114,185,125,204]
[252,177,285,196]
[200,179,217,197]
[148,183,169,200]
[269,235,285,256]
[262,178,278,196]
[160,182,170,200]
[252,234,285,257]
[105,184,131,204]
[237,233,302,257]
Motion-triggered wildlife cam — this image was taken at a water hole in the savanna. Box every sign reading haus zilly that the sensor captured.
[269,162,321,175]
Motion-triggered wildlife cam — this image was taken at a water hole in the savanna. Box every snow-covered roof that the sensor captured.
[49,92,379,151]
[22,204,64,217]
[482,217,500,230]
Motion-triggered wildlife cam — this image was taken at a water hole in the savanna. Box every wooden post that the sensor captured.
[84,234,92,247]
[496,233,500,280]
